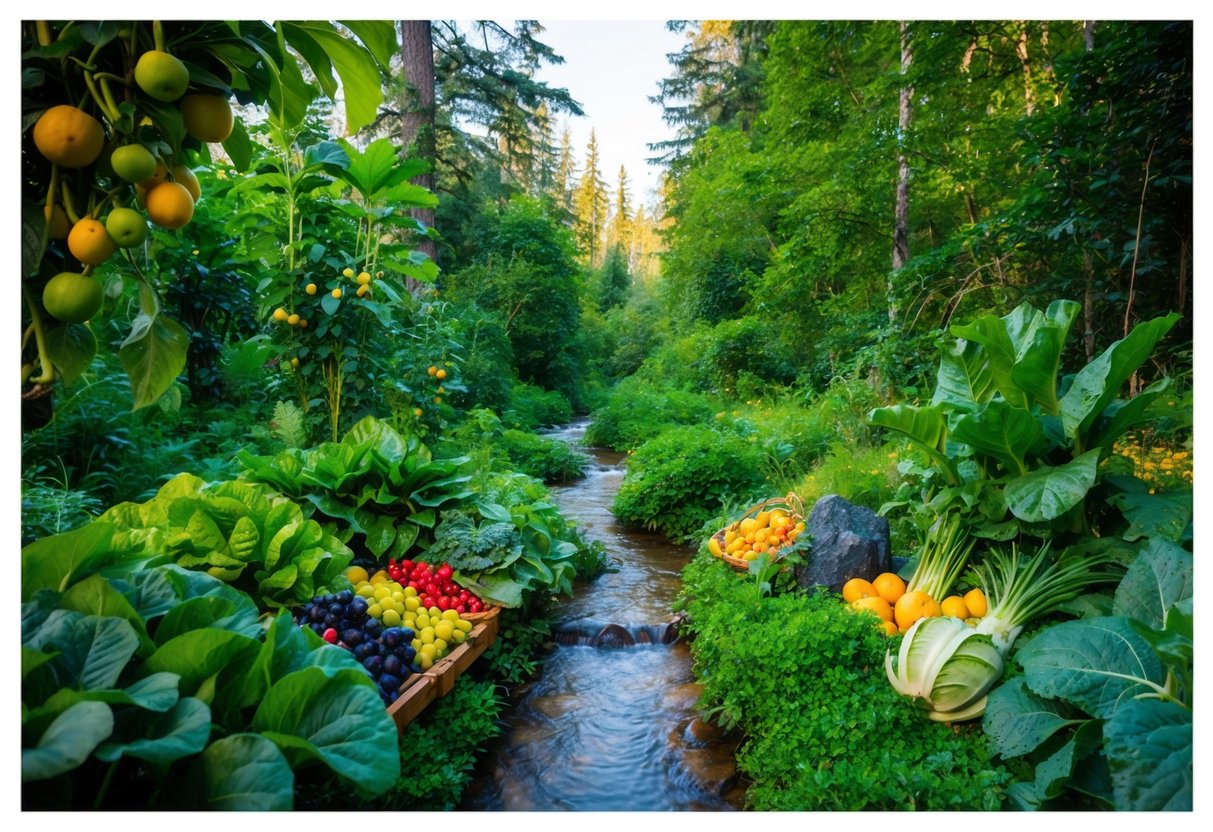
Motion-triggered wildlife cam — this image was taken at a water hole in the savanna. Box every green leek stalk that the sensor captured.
[905,512,974,601]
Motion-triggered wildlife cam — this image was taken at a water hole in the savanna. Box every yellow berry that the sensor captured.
[433,396,442,404]
[287,313,300,326]
[357,272,371,285]
[436,369,447,380]
[356,284,370,298]
[305,283,317,295]
[272,307,288,322]
[290,357,299,368]
[331,288,342,299]
[413,407,423,417]
[299,319,308,328]
[342,267,354,278]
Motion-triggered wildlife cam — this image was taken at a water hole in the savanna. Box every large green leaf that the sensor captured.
[1017,617,1164,719]
[1112,537,1192,629]
[143,628,259,695]
[1058,312,1180,441]
[868,404,957,482]
[45,323,97,385]
[292,23,384,134]
[1103,698,1191,810]
[1034,719,1103,801]
[203,734,294,810]
[1009,300,1080,414]
[338,20,399,69]
[951,401,1046,476]
[119,311,189,411]
[222,117,253,172]
[1107,487,1191,543]
[951,311,1027,408]
[24,610,139,691]
[1004,449,1100,523]
[982,677,1088,758]
[22,522,117,600]
[95,697,211,765]
[60,574,153,654]
[252,667,399,794]
[22,701,113,782]
[931,338,994,412]
[1088,377,1174,450]
[154,595,263,644]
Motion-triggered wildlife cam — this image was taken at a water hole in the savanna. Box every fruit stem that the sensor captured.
[60,182,81,225]
[98,76,123,120]
[22,285,55,386]
[90,188,121,220]
[82,71,119,122]
[153,20,167,53]
[35,21,52,47]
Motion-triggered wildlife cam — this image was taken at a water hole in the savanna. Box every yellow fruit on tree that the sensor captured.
[851,595,894,622]
[180,93,234,142]
[963,588,988,618]
[413,407,423,417]
[941,596,971,620]
[171,165,201,202]
[305,283,317,295]
[42,272,103,323]
[427,365,437,376]
[842,577,877,604]
[436,368,447,380]
[145,181,194,228]
[342,267,354,278]
[894,590,942,632]
[134,50,190,101]
[273,308,288,322]
[287,313,300,326]
[67,218,117,265]
[356,284,370,298]
[139,160,169,189]
[357,272,371,285]
[290,357,300,368]
[872,572,907,605]
[33,105,104,168]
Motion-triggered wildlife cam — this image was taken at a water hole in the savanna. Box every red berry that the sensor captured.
[455,604,466,613]
[459,590,471,601]
[437,565,452,580]
[437,596,451,611]
[425,583,438,597]
[322,628,338,643]
[416,561,428,572]
[401,560,414,572]
[388,557,397,567]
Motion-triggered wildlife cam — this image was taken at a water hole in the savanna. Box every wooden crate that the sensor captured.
[385,606,502,731]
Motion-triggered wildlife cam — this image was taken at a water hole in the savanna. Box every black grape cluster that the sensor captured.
[297,589,420,704]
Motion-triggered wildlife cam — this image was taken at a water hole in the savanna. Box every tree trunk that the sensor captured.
[399,20,438,276]
[890,21,913,322]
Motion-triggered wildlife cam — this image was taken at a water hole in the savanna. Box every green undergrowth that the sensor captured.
[583,377,716,451]
[676,554,1011,810]
[611,425,766,542]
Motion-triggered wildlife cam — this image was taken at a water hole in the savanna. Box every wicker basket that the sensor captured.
[461,605,500,623]
[711,492,806,571]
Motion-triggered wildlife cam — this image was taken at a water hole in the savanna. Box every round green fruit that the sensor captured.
[105,207,148,248]
[111,144,158,184]
[134,50,190,102]
[43,272,103,323]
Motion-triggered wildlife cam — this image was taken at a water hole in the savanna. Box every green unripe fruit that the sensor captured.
[105,207,148,248]
[110,144,158,183]
[134,50,190,102]
[43,272,103,323]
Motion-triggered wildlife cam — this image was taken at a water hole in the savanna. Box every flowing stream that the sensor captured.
[464,419,742,811]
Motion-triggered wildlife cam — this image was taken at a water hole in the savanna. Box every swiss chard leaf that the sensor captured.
[24,610,140,692]
[142,628,260,696]
[95,697,212,765]
[1004,449,1100,523]
[22,522,117,600]
[1016,616,1164,719]
[951,401,1047,476]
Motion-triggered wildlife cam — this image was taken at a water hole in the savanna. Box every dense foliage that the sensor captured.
[677,554,1010,810]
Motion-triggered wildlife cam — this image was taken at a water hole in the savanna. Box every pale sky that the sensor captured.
[531,20,686,207]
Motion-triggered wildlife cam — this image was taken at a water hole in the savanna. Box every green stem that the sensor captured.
[82,71,119,122]
[98,77,122,120]
[60,182,81,225]
[93,760,119,809]
[153,20,166,53]
[22,285,55,385]
[35,20,52,46]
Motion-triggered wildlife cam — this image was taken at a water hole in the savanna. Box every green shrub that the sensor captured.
[612,425,765,542]
[583,378,715,451]
[677,554,1010,810]
[706,315,799,396]
[503,381,573,429]
[791,441,903,515]
[498,429,589,483]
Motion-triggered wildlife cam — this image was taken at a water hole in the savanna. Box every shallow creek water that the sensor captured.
[463,420,741,811]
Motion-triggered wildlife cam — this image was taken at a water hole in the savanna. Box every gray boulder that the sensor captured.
[794,494,891,593]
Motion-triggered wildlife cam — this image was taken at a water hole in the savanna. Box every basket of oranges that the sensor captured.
[707,493,807,571]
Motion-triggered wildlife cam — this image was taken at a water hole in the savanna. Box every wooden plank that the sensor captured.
[384,608,502,731]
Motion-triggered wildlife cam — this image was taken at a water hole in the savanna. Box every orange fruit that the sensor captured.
[436,368,447,380]
[145,181,194,228]
[427,365,437,376]
[171,165,201,202]
[851,595,894,623]
[273,308,288,322]
[33,105,105,168]
[894,590,942,632]
[180,93,234,142]
[842,577,877,604]
[881,620,900,636]
[872,572,907,605]
[287,313,300,326]
[963,588,988,618]
[42,272,103,323]
[43,204,69,239]
[67,218,117,265]
[413,407,423,417]
[134,50,190,101]
[941,596,971,619]
[139,160,169,189]
[331,288,342,299]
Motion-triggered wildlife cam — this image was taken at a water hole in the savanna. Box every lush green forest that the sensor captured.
[20,19,1191,811]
